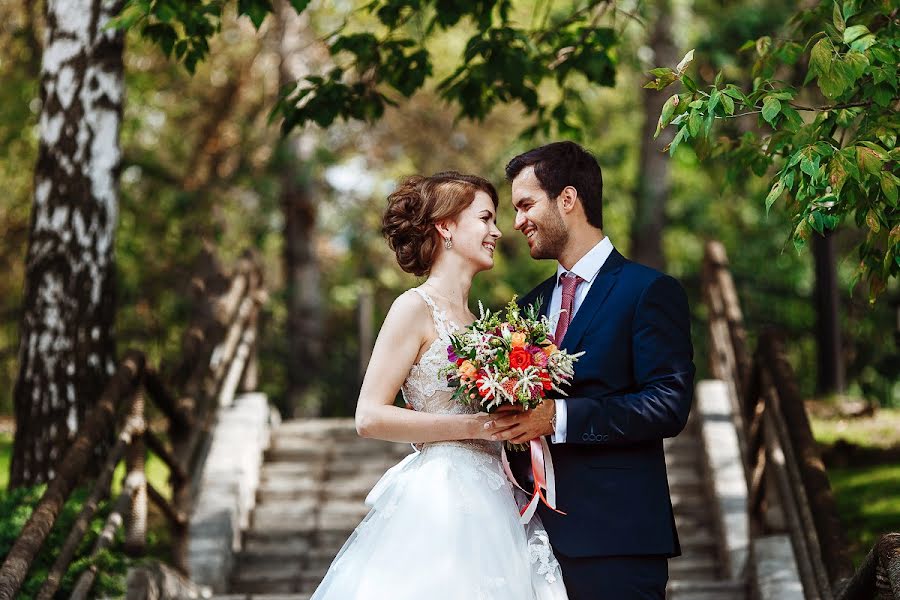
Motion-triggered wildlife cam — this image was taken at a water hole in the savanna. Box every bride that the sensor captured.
[309,171,568,599]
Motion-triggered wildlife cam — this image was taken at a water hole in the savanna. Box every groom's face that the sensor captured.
[511,166,568,260]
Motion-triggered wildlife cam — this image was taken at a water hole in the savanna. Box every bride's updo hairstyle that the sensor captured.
[382,171,499,276]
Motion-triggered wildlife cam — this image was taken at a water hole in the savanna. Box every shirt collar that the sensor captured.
[555,237,614,285]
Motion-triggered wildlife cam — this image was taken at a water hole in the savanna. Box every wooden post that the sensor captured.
[760,330,854,586]
[70,477,139,600]
[34,416,139,600]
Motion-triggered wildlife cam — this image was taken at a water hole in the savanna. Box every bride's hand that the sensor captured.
[469,412,497,440]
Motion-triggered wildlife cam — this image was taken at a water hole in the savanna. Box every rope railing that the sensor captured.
[701,240,899,600]
[0,248,266,600]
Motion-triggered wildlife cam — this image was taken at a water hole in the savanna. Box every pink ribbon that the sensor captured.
[501,437,566,524]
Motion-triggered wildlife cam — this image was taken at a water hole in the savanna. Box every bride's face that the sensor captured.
[446,191,502,272]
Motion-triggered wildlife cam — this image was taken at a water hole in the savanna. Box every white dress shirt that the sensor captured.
[547,237,615,443]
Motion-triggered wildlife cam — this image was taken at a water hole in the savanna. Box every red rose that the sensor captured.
[456,358,465,367]
[540,370,552,390]
[509,348,532,370]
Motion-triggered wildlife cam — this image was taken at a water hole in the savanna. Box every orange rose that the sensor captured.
[510,332,527,348]
[459,360,477,379]
[543,344,558,356]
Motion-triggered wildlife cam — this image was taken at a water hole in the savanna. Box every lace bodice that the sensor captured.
[401,287,500,457]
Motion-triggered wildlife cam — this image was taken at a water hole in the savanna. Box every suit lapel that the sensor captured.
[560,249,627,353]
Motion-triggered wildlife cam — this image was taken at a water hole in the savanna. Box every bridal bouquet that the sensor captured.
[443,297,582,522]
[442,297,583,420]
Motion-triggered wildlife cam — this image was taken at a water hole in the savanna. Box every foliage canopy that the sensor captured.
[648,0,899,300]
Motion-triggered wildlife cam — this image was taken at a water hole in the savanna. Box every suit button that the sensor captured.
[589,434,597,442]
[602,434,609,441]
[582,433,589,441]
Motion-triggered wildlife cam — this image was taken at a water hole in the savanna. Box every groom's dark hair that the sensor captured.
[505,141,603,229]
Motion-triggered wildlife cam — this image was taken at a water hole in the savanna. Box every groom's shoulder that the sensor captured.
[618,257,684,294]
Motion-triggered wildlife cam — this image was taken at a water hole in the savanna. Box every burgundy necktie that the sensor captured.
[554,273,584,345]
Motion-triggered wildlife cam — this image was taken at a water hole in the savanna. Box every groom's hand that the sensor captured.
[486,400,555,444]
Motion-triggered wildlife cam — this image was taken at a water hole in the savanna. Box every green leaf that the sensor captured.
[850,34,876,52]
[765,179,785,213]
[818,62,850,99]
[237,0,274,29]
[681,74,698,93]
[871,46,896,65]
[881,173,898,206]
[828,155,850,195]
[811,211,825,234]
[843,25,870,44]
[655,94,680,138]
[756,36,771,57]
[762,97,781,125]
[857,146,883,174]
[289,0,312,12]
[708,89,720,114]
[865,209,880,233]
[844,51,869,81]
[721,94,735,115]
[809,38,833,77]
[650,67,675,77]
[723,86,748,104]
[832,1,845,32]
[668,126,689,156]
[688,110,702,137]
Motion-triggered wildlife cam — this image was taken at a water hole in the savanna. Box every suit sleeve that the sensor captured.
[564,274,695,445]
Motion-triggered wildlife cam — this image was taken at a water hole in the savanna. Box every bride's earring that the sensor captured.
[444,236,453,250]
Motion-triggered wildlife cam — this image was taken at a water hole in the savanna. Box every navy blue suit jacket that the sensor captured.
[513,248,695,559]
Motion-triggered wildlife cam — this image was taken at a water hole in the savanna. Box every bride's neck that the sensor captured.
[423,268,472,310]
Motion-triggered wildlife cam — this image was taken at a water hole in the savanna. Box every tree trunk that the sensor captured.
[630,0,678,270]
[10,0,124,487]
[276,1,322,418]
[813,233,845,395]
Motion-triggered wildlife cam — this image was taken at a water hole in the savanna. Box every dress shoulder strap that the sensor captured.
[410,287,452,338]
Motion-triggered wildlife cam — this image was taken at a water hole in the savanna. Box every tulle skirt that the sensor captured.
[309,441,568,600]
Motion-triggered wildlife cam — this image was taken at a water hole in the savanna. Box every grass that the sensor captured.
[0,432,11,491]
[0,430,173,497]
[811,408,900,566]
[827,463,900,566]
[810,408,900,449]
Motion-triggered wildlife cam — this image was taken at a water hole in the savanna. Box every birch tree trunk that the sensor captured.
[630,0,678,270]
[10,0,124,487]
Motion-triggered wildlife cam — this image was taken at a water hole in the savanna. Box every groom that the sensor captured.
[488,141,695,599]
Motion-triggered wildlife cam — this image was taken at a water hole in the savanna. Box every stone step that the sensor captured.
[677,529,718,552]
[260,462,328,480]
[668,555,720,579]
[667,579,747,600]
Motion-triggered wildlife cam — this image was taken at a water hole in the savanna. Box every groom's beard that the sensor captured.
[529,203,569,260]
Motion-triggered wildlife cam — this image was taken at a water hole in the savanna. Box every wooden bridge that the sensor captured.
[1,243,898,600]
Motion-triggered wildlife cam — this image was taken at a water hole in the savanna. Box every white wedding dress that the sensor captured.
[309,287,569,600]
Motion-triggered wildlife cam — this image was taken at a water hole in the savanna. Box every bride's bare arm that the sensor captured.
[355,292,492,443]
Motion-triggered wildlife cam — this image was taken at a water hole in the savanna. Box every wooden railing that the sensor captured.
[702,240,900,599]
[0,248,266,600]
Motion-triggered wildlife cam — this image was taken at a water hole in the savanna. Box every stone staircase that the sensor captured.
[217,417,746,599]
[665,415,747,599]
